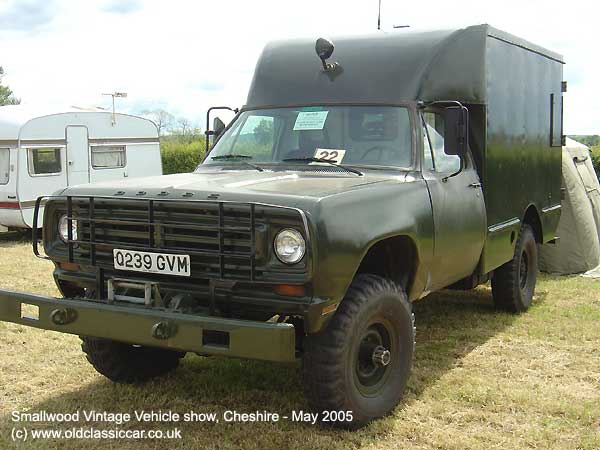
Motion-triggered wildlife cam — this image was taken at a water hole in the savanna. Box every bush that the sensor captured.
[591,146,600,178]
[160,138,207,174]
[570,135,600,147]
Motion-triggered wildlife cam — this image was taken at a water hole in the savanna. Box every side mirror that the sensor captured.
[213,117,226,138]
[443,106,468,156]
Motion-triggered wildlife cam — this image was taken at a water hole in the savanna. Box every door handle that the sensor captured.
[468,182,482,188]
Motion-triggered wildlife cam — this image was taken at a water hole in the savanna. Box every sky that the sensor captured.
[0,0,598,134]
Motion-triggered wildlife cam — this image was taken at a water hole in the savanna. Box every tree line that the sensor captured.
[569,135,600,147]
[141,109,205,142]
[0,66,20,106]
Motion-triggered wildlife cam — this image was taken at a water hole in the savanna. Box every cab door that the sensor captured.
[421,111,487,290]
[66,126,90,186]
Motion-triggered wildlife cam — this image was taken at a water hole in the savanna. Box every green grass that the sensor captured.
[0,236,599,449]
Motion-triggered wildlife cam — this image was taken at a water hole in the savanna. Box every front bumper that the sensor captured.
[0,289,296,363]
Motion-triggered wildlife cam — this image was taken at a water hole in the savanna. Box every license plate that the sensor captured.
[113,249,191,277]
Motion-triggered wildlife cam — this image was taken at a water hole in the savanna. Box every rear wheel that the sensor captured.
[80,337,184,383]
[491,224,538,312]
[302,274,415,428]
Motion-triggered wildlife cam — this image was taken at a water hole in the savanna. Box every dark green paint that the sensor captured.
[0,289,296,362]
[0,24,563,362]
[481,34,563,271]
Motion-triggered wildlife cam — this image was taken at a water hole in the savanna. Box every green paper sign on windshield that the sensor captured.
[293,110,329,130]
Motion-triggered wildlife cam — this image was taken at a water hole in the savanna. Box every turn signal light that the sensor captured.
[321,303,339,316]
[57,262,80,272]
[273,284,306,297]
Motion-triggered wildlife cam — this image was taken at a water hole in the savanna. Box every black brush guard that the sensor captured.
[32,195,312,312]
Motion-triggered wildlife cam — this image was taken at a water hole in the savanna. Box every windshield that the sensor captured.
[201,106,413,169]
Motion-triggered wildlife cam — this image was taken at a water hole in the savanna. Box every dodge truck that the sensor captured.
[0,24,564,428]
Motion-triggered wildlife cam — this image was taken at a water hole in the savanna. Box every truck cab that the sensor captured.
[0,24,564,428]
[202,101,487,299]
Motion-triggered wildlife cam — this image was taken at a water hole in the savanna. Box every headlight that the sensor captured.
[58,214,78,243]
[274,228,305,264]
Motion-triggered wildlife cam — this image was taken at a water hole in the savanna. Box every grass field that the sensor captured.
[0,235,599,450]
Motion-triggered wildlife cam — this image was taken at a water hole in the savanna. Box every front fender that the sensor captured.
[308,179,434,309]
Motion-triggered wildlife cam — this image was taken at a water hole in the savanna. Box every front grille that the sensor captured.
[42,196,309,283]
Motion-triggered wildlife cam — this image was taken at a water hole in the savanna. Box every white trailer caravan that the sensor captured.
[0,106,162,230]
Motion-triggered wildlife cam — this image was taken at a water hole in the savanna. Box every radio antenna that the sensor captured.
[377,0,381,30]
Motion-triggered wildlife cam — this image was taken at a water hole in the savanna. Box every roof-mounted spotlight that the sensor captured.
[315,38,339,72]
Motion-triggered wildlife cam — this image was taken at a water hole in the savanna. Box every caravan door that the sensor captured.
[0,147,22,228]
[66,126,90,186]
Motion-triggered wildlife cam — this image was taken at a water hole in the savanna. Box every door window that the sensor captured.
[0,148,9,184]
[422,112,461,173]
[28,148,62,175]
[91,145,126,168]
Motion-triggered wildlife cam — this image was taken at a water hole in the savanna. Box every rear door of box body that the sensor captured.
[480,35,563,274]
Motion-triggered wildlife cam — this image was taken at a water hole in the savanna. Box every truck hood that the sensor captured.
[60,168,410,206]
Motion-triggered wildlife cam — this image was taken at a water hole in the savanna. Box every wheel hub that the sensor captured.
[372,345,391,367]
[520,251,529,290]
[354,323,394,394]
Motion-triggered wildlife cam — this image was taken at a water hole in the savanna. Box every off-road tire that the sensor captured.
[302,274,415,429]
[491,224,538,313]
[80,337,183,383]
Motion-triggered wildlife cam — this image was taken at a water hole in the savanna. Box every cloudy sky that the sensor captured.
[0,0,597,133]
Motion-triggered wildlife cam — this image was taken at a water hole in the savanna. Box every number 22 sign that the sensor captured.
[314,148,346,163]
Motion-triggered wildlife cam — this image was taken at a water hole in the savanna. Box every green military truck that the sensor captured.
[0,24,564,428]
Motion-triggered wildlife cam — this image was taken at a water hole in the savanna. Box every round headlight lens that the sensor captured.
[274,228,306,264]
[58,214,78,243]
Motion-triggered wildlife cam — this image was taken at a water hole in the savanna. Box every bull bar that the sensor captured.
[0,289,297,363]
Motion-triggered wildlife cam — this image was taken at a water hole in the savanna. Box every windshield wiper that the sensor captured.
[211,154,264,172]
[282,157,363,176]
[211,154,252,160]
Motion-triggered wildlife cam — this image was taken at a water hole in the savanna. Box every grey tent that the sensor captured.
[539,138,600,274]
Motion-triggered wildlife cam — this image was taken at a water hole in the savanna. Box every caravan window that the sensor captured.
[91,145,126,169]
[28,148,62,175]
[0,148,9,184]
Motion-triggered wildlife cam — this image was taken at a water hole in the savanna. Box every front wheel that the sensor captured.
[491,224,538,312]
[302,274,415,429]
[80,337,184,383]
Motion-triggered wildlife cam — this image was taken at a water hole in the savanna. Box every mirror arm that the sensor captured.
[205,106,239,154]
[420,99,465,109]
[441,157,464,183]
